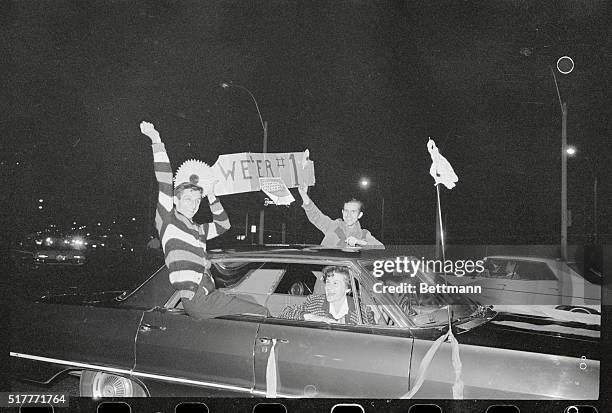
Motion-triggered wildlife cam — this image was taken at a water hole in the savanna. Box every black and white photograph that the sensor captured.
[3,1,610,412]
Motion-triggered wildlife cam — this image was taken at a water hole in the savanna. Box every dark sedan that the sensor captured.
[9,246,600,399]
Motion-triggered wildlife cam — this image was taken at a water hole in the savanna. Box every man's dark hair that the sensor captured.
[343,198,364,213]
[174,182,203,198]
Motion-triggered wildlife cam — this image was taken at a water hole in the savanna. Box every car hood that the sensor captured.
[457,309,600,359]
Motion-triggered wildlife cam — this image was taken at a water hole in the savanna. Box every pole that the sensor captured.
[258,121,268,245]
[380,195,385,243]
[244,212,249,239]
[593,176,598,244]
[561,102,568,261]
[281,222,286,244]
[436,185,446,264]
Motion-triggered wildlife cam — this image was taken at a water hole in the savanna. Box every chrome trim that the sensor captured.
[10,352,300,397]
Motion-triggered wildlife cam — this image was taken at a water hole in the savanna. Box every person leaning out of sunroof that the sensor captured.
[297,184,383,248]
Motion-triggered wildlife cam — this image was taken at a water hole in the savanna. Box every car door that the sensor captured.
[252,264,413,398]
[253,319,413,398]
[133,306,261,396]
[471,258,534,304]
[10,300,144,382]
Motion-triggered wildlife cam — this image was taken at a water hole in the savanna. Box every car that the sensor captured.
[32,233,87,267]
[9,246,600,399]
[445,256,601,313]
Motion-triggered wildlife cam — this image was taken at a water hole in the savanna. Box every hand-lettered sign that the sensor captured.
[210,151,315,196]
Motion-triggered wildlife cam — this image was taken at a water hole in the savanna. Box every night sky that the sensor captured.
[3,0,611,246]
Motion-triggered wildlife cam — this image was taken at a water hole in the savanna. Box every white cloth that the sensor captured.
[428,138,458,189]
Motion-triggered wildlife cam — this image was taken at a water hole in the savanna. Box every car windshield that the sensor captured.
[359,259,478,325]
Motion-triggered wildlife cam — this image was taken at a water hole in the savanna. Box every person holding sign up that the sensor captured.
[140,121,268,319]
[298,184,384,248]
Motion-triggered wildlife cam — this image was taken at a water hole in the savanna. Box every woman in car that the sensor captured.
[279,266,375,324]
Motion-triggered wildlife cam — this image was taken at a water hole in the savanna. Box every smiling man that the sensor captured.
[298,184,383,248]
[141,121,268,319]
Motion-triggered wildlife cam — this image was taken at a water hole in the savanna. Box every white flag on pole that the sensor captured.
[428,138,458,189]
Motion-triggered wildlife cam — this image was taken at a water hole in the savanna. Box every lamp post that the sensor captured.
[359,177,384,243]
[550,56,574,261]
[221,82,268,245]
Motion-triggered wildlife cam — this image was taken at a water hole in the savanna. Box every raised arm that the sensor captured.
[298,184,334,234]
[202,180,231,240]
[140,121,173,228]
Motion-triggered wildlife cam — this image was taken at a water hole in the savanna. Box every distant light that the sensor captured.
[73,221,77,225]
[566,146,577,156]
[359,178,370,188]
[38,206,43,210]
[250,225,257,233]
[119,234,123,238]
[45,237,53,245]
[221,82,231,88]
[97,222,101,226]
[132,217,136,221]
[39,199,44,203]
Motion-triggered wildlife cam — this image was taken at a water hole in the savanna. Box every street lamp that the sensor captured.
[359,177,385,242]
[550,57,574,261]
[221,81,268,245]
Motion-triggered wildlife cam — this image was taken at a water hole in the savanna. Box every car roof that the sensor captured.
[208,244,403,261]
[485,255,561,264]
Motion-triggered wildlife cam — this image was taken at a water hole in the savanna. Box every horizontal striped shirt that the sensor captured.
[152,142,230,294]
[279,294,375,325]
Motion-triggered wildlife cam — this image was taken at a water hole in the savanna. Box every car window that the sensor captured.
[273,263,322,295]
[514,261,558,280]
[360,260,476,328]
[269,264,378,326]
[210,260,268,288]
[482,259,515,278]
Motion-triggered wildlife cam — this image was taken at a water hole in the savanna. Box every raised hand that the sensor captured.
[298,184,311,205]
[346,236,367,247]
[207,179,219,202]
[140,121,161,143]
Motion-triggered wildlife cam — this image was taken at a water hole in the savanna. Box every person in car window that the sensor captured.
[279,266,375,324]
[297,184,383,248]
[140,121,268,319]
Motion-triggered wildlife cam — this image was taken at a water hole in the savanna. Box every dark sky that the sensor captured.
[3,0,611,245]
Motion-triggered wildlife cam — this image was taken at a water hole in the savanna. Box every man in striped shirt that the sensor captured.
[141,121,268,319]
